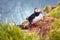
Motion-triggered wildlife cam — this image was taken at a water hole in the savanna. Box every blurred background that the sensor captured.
[0,0,60,25]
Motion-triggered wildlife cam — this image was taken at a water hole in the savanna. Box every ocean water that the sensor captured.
[0,0,60,25]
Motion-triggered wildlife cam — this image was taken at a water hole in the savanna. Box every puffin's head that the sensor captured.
[34,8,42,14]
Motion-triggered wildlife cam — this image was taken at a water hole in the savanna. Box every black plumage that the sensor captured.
[27,12,40,24]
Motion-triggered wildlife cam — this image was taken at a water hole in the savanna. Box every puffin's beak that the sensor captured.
[39,11,42,14]
[40,11,42,13]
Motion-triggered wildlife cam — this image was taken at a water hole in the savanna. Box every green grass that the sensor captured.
[46,19,60,40]
[46,30,60,40]
[51,19,60,30]
[48,6,60,19]
[0,24,42,40]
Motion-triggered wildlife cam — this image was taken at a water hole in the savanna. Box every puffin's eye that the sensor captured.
[37,9,39,11]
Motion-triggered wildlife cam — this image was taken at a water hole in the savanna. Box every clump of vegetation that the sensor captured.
[0,24,42,40]
[51,19,60,30]
[46,30,60,40]
[48,6,60,19]
[46,19,60,40]
[43,6,56,13]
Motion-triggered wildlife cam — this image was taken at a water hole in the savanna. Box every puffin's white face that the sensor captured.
[34,8,41,13]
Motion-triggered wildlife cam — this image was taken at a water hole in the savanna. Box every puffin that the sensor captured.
[20,8,44,29]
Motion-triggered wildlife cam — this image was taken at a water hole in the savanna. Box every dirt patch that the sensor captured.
[25,16,55,37]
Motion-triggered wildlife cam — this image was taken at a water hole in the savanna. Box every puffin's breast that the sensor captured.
[32,14,43,24]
